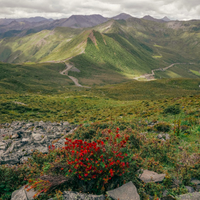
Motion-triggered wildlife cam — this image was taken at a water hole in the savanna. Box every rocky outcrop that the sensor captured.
[11,186,36,200]
[177,192,200,200]
[139,170,166,183]
[0,121,77,165]
[49,191,105,200]
[107,181,140,200]
[11,182,139,200]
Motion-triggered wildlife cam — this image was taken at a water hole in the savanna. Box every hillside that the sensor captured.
[0,16,199,85]
[68,29,160,85]
[0,27,85,63]
[0,62,74,93]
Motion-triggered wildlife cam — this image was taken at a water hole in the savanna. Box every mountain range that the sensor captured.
[0,13,172,38]
[0,13,199,87]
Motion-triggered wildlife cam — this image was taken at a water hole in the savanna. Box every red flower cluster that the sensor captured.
[48,144,55,151]
[61,130,130,184]
[27,128,131,196]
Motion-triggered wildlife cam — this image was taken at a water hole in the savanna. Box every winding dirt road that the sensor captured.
[60,63,90,88]
[133,63,195,81]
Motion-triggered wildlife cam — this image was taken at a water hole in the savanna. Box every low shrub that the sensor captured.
[153,122,171,132]
[26,129,139,198]
[163,105,181,115]
[0,164,30,199]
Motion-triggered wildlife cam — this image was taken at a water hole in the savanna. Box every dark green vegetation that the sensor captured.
[0,90,200,200]
[0,78,200,123]
[0,62,74,93]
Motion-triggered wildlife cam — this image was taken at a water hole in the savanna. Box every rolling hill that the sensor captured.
[0,14,199,86]
[0,62,74,93]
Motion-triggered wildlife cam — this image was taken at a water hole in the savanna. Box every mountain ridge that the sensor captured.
[0,14,200,85]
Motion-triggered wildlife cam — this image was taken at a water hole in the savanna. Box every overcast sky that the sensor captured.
[0,0,200,20]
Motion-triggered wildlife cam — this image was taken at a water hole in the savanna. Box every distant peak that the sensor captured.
[143,15,154,19]
[142,15,170,23]
[161,16,171,21]
[112,13,132,20]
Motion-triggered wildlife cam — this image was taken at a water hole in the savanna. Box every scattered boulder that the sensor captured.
[107,181,140,200]
[185,186,195,193]
[157,133,170,140]
[139,170,166,183]
[191,179,200,185]
[191,179,200,191]
[49,191,105,200]
[11,186,36,200]
[176,192,200,200]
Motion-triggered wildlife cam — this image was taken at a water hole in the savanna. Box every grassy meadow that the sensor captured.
[0,17,200,200]
[0,79,200,199]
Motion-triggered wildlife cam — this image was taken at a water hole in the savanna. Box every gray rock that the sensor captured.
[0,150,4,156]
[48,191,105,200]
[0,154,20,165]
[63,121,70,126]
[20,156,31,164]
[107,181,140,200]
[163,190,168,197]
[176,192,200,200]
[22,138,30,143]
[39,121,45,126]
[11,187,28,200]
[191,179,200,191]
[11,186,36,200]
[191,179,200,185]
[0,128,6,134]
[157,134,170,140]
[26,123,34,128]
[0,121,76,165]
[11,133,20,139]
[47,134,57,139]
[0,142,7,150]
[32,133,43,141]
[185,186,195,193]
[139,170,166,183]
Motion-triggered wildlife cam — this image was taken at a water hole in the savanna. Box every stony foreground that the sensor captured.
[0,121,76,165]
[11,181,200,200]
[1,121,200,200]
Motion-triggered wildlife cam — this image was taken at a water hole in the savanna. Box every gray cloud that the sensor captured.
[0,0,199,20]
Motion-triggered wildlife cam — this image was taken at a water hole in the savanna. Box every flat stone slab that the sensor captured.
[48,191,105,200]
[139,170,166,183]
[191,179,200,185]
[185,186,195,193]
[177,192,200,200]
[11,186,36,200]
[107,181,140,200]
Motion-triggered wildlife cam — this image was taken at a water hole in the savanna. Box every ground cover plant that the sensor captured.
[0,80,200,200]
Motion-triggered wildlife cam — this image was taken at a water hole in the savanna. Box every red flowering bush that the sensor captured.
[26,128,132,197]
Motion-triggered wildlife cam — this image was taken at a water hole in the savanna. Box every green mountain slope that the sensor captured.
[0,18,199,85]
[0,27,84,63]
[0,62,73,93]
[68,30,161,85]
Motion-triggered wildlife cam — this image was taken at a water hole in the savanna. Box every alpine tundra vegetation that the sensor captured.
[0,13,200,200]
